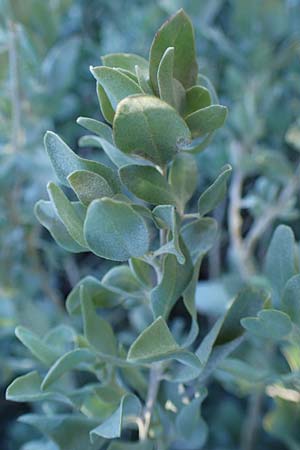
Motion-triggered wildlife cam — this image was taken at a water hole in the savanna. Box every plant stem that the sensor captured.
[8,20,21,152]
[228,168,255,278]
[241,389,264,450]
[140,363,163,440]
[244,161,300,258]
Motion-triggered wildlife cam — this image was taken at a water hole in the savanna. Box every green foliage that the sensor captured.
[3,2,300,450]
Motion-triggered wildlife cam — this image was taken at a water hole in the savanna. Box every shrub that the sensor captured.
[5,8,300,450]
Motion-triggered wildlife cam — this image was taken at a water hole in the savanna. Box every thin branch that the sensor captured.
[140,363,163,440]
[8,20,21,152]
[244,161,300,258]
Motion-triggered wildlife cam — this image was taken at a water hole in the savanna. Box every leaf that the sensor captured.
[264,225,297,305]
[175,397,208,448]
[47,182,87,248]
[19,414,101,450]
[119,164,176,205]
[215,287,270,345]
[129,258,157,288]
[102,53,149,78]
[127,317,201,372]
[185,105,228,138]
[152,205,185,264]
[44,131,119,191]
[282,274,300,326]
[81,286,117,356]
[181,218,218,263]
[6,371,55,402]
[35,200,86,253]
[90,66,143,110]
[97,82,115,124]
[169,153,198,212]
[241,309,292,341]
[184,85,211,117]
[66,275,125,315]
[90,394,141,440]
[198,164,232,216]
[149,9,198,93]
[41,349,96,391]
[84,198,149,261]
[78,134,141,168]
[68,170,115,205]
[157,47,185,112]
[15,326,58,366]
[113,95,191,166]
[76,116,113,143]
[135,65,153,95]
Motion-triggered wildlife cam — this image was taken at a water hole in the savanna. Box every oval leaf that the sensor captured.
[84,198,149,261]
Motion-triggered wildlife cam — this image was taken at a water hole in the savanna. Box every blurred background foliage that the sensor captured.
[0,0,300,449]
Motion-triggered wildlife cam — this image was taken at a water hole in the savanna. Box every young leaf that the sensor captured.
[66,275,125,316]
[47,182,87,248]
[44,131,120,191]
[185,105,228,138]
[282,274,300,326]
[129,258,157,288]
[90,66,143,110]
[181,218,218,263]
[19,414,101,450]
[41,349,95,391]
[184,85,211,117]
[15,327,58,366]
[113,95,191,166]
[35,200,86,253]
[152,205,185,264]
[76,116,113,143]
[68,170,115,206]
[215,287,270,345]
[198,164,232,216]
[157,46,185,112]
[128,317,200,368]
[151,241,193,318]
[241,309,292,341]
[119,164,176,205]
[102,53,149,78]
[97,82,115,124]
[169,153,198,212]
[81,286,118,356]
[84,198,149,261]
[90,394,141,440]
[6,372,56,402]
[149,9,198,93]
[264,225,297,305]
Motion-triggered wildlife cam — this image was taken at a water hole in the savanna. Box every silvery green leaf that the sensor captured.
[151,241,193,318]
[185,105,228,138]
[181,218,218,263]
[47,182,87,248]
[35,200,86,253]
[84,198,149,261]
[44,131,119,191]
[282,274,300,326]
[149,9,198,93]
[198,164,232,216]
[169,153,198,212]
[90,66,143,110]
[113,95,191,166]
[241,309,292,341]
[90,394,141,440]
[264,225,297,305]
[68,170,115,205]
[119,164,176,205]
[184,85,211,117]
